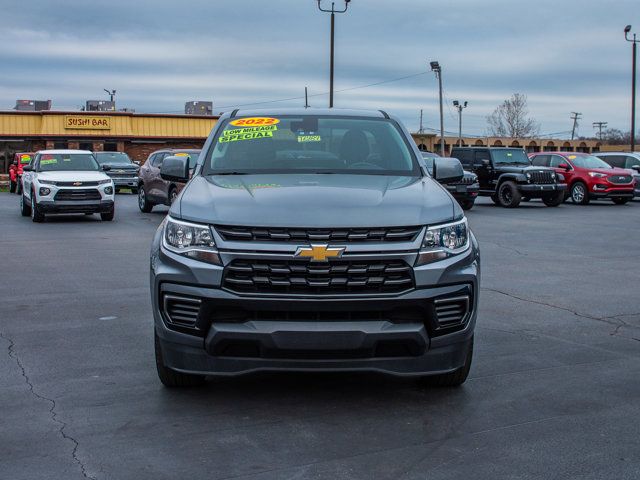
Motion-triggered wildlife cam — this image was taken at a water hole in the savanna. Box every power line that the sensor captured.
[570,112,582,140]
[592,121,608,141]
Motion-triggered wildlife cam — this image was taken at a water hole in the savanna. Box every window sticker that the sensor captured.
[219,124,279,143]
[175,153,190,157]
[506,152,513,157]
[40,159,57,165]
[230,117,279,127]
[568,155,577,160]
[297,135,322,143]
[20,155,31,164]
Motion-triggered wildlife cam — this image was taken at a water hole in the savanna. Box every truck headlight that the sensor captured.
[98,179,112,184]
[588,172,607,178]
[163,217,220,265]
[416,218,470,266]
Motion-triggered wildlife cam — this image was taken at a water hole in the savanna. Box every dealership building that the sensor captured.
[0,110,609,173]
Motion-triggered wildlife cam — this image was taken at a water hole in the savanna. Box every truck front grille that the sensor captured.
[529,171,555,184]
[54,189,101,201]
[215,226,422,243]
[223,259,415,295]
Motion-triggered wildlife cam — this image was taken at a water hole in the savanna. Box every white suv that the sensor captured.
[20,150,115,222]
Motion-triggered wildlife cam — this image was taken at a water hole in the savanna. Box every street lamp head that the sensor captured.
[463,101,468,108]
[453,100,459,106]
[624,25,632,34]
[430,61,440,71]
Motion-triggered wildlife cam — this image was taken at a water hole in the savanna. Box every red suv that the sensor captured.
[8,152,34,194]
[529,152,635,205]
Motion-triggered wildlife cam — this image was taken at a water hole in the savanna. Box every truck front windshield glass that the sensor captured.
[491,149,530,165]
[95,152,132,164]
[38,154,99,172]
[571,155,612,169]
[203,116,419,176]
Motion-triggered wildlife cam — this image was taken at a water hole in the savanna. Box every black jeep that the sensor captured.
[450,147,567,208]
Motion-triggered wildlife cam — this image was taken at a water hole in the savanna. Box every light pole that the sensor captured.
[625,25,638,151]
[316,0,351,108]
[453,100,468,147]
[104,89,116,110]
[430,61,445,155]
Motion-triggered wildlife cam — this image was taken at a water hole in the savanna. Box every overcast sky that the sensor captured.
[1,0,638,138]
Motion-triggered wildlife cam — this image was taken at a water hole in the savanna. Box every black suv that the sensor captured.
[450,147,566,208]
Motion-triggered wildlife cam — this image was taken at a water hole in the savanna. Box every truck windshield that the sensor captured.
[95,152,133,164]
[202,115,419,176]
[492,149,530,165]
[38,153,99,172]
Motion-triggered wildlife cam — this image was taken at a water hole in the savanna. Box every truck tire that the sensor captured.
[570,182,590,205]
[31,190,45,223]
[497,181,521,208]
[138,185,153,213]
[168,186,178,205]
[542,190,564,207]
[101,206,115,221]
[20,191,31,216]
[9,180,16,193]
[155,333,205,388]
[490,194,500,206]
[420,337,473,388]
[612,197,630,205]
[460,199,475,210]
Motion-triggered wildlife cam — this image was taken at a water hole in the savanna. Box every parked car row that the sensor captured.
[439,147,638,208]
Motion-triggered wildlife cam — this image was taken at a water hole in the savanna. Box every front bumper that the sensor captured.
[38,200,114,214]
[519,183,566,196]
[110,176,139,187]
[151,227,480,377]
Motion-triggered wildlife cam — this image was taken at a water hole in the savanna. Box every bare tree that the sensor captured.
[486,93,540,138]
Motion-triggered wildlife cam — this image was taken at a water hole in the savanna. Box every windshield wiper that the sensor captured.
[211,172,250,175]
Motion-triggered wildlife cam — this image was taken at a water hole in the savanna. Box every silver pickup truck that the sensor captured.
[150,108,480,388]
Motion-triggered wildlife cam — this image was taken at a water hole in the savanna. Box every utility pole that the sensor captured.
[304,87,309,108]
[570,112,582,140]
[625,25,638,151]
[103,89,116,110]
[592,121,608,141]
[430,61,445,155]
[418,109,424,134]
[316,1,351,108]
[453,100,468,147]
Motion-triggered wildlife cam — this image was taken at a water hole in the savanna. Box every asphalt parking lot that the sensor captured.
[1,193,639,480]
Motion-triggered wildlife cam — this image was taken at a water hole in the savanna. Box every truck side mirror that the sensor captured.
[161,155,190,182]
[631,165,640,172]
[481,159,490,167]
[558,163,570,170]
[22,164,33,172]
[433,158,464,184]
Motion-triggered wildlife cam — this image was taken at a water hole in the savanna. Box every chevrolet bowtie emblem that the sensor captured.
[294,244,345,262]
[73,182,82,186]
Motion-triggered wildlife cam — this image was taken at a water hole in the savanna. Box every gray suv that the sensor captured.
[150,109,480,388]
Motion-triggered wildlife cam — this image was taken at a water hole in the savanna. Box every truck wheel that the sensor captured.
[420,337,473,388]
[490,194,500,206]
[168,186,178,205]
[570,182,590,205]
[612,197,630,205]
[542,190,564,207]
[101,207,115,221]
[9,180,16,193]
[155,333,205,388]
[30,190,45,223]
[138,186,153,213]
[497,181,521,208]
[460,199,475,210]
[20,191,31,217]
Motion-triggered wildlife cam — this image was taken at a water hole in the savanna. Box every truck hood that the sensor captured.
[37,171,111,182]
[175,174,457,227]
[102,163,139,171]
[497,165,554,174]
